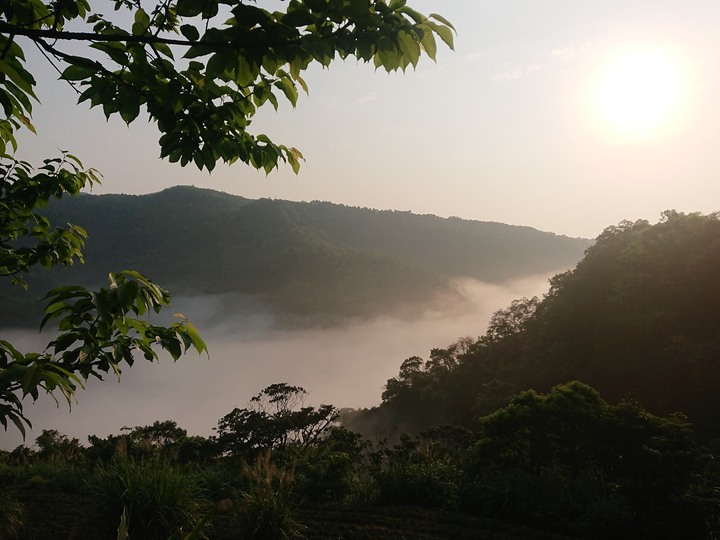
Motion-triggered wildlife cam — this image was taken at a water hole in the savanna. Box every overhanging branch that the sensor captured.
[0,22,196,47]
[0,21,308,51]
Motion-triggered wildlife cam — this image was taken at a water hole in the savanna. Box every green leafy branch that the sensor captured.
[1,0,455,172]
[1,270,208,437]
[0,152,99,287]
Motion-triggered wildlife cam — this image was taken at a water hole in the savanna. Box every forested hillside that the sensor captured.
[347,211,720,441]
[0,186,589,327]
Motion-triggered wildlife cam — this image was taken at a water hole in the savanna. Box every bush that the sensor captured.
[238,451,305,540]
[93,456,209,539]
[20,462,89,492]
[376,459,461,509]
[0,489,24,540]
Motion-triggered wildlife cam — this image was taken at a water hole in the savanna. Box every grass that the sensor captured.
[14,487,579,540]
[93,456,209,540]
[7,458,578,540]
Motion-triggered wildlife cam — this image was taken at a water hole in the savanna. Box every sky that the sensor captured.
[15,0,720,239]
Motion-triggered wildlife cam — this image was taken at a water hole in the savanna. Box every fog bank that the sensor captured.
[0,274,553,450]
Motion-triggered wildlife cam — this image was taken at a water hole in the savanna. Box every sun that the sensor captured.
[592,47,688,140]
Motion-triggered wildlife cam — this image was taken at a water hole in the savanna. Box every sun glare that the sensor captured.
[592,47,688,140]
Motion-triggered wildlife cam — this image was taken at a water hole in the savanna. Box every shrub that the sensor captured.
[0,489,24,539]
[93,456,208,539]
[238,451,305,540]
[376,459,461,509]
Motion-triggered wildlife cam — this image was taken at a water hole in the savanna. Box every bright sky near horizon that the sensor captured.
[15,0,720,239]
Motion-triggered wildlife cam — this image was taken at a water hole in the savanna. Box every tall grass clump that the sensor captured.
[239,451,305,540]
[0,489,24,540]
[93,455,208,539]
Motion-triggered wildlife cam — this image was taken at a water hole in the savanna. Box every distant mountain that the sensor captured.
[0,186,590,327]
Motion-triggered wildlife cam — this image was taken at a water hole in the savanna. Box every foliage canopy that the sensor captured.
[1,0,454,172]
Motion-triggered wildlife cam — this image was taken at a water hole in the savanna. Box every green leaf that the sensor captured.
[282,10,314,27]
[305,0,328,12]
[132,9,151,35]
[117,280,140,310]
[91,42,128,66]
[164,335,182,361]
[418,25,437,61]
[175,0,204,17]
[398,6,424,24]
[21,362,43,396]
[429,13,457,32]
[180,24,200,41]
[182,321,208,355]
[397,31,421,68]
[377,37,400,72]
[277,78,298,106]
[0,59,37,97]
[235,56,258,87]
[118,88,141,124]
[294,73,309,95]
[430,22,455,50]
[8,413,26,439]
[206,49,233,78]
[0,89,16,117]
[348,0,369,16]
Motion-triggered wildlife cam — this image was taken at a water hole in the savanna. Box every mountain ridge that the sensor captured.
[0,185,591,327]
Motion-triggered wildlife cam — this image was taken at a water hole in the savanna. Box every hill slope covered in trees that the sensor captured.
[0,186,589,327]
[347,211,720,441]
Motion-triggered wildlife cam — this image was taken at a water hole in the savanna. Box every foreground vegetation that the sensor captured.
[2,378,719,539]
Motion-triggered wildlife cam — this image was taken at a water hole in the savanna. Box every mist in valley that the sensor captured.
[0,274,555,450]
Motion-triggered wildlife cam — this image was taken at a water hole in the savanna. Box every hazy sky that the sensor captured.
[15,1,720,238]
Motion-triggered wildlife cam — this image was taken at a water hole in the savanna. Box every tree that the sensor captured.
[470,381,712,537]
[215,383,338,458]
[484,296,540,342]
[0,1,454,434]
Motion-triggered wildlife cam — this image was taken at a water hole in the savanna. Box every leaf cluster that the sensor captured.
[0,153,98,287]
[2,0,454,172]
[1,269,207,437]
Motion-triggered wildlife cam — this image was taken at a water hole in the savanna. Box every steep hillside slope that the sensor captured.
[353,211,720,440]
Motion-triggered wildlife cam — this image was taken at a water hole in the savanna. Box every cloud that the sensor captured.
[550,43,590,61]
[357,92,378,104]
[493,64,545,82]
[464,51,486,62]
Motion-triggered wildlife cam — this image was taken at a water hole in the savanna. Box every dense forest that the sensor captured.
[0,186,589,327]
[2,211,720,539]
[345,211,720,442]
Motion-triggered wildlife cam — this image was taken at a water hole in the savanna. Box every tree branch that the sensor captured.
[0,21,301,51]
[34,38,155,102]
[1,22,196,47]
